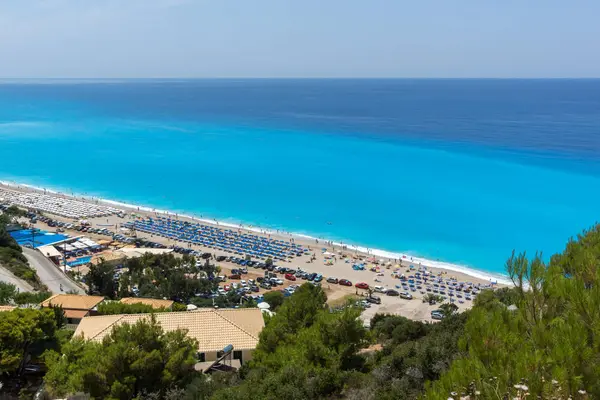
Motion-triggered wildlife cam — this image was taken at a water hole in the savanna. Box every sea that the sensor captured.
[1,79,599,281]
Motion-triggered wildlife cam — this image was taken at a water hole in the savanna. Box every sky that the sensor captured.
[0,0,599,78]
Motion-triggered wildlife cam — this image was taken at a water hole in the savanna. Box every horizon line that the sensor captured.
[1,77,600,81]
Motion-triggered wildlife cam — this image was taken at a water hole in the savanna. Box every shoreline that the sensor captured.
[0,179,512,286]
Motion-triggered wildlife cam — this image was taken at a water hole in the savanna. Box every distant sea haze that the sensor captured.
[1,79,599,278]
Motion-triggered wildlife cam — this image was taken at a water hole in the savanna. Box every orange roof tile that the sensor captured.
[41,294,105,310]
[64,309,91,319]
[120,297,174,309]
[74,308,265,352]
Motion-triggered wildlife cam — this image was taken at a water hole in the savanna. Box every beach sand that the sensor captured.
[1,182,507,322]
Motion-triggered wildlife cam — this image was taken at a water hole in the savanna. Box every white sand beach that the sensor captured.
[1,181,508,321]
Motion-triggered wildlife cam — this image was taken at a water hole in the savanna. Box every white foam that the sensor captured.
[0,180,512,285]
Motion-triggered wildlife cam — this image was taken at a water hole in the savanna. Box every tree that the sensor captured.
[255,283,328,355]
[44,315,199,400]
[0,281,17,305]
[13,290,52,305]
[0,308,57,376]
[85,259,117,299]
[211,287,367,400]
[438,302,458,318]
[426,224,600,398]
[97,301,164,315]
[5,205,27,219]
[114,253,218,303]
[262,291,284,310]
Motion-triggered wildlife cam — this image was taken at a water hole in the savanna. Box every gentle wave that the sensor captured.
[1,180,512,285]
[0,121,46,128]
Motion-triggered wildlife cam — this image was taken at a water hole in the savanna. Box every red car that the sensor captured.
[355,282,369,290]
[228,274,241,280]
[338,279,352,286]
[284,273,297,281]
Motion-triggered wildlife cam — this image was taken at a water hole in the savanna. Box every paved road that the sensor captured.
[0,265,34,292]
[22,248,85,294]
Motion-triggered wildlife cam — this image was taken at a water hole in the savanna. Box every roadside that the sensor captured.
[0,265,34,293]
[22,248,85,294]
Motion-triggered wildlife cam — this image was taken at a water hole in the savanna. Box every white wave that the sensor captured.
[0,179,512,285]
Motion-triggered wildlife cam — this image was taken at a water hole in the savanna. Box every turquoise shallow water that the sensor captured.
[1,79,599,277]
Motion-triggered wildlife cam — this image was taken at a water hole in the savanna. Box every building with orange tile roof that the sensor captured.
[74,308,264,364]
[40,294,105,325]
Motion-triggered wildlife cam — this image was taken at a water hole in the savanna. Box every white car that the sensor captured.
[248,279,255,285]
[374,285,386,293]
[240,280,247,286]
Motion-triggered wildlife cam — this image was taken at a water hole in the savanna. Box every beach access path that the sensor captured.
[22,247,85,294]
[0,264,34,293]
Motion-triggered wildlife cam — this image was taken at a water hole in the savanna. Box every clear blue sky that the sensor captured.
[1,0,598,78]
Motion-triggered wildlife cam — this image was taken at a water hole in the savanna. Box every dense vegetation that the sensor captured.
[3,224,600,399]
[0,307,69,397]
[0,207,44,289]
[0,281,52,305]
[85,253,258,310]
[96,301,173,315]
[86,253,218,303]
[425,225,600,399]
[44,315,200,399]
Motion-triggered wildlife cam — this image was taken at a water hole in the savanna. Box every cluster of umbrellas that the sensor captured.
[0,188,121,219]
[122,217,307,260]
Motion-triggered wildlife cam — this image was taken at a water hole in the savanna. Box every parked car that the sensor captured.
[366,295,381,304]
[326,277,338,284]
[400,292,413,300]
[355,282,369,290]
[284,273,297,281]
[314,274,323,282]
[374,285,386,293]
[228,274,241,280]
[385,289,400,296]
[431,310,444,320]
[268,278,279,286]
[338,279,352,286]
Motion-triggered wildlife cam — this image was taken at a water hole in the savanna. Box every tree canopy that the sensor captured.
[44,315,200,400]
[425,225,600,399]
[0,308,58,376]
[85,253,218,304]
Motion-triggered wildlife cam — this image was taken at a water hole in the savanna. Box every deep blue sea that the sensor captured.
[1,79,599,278]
